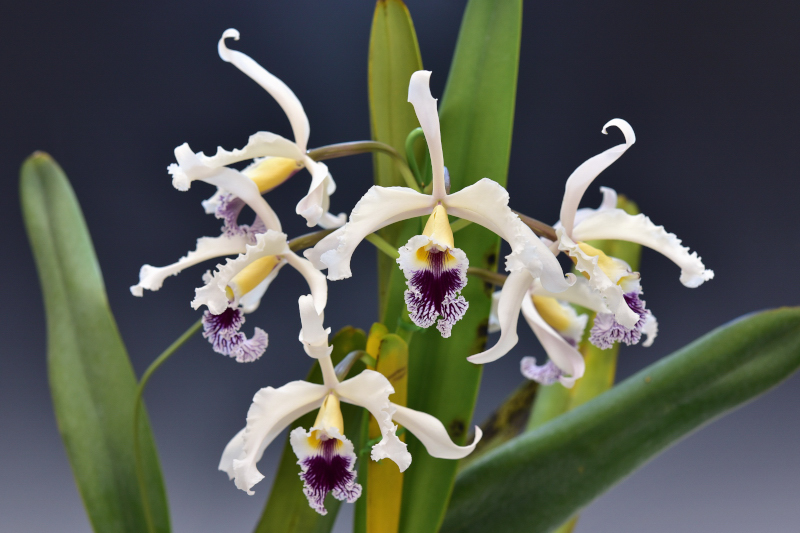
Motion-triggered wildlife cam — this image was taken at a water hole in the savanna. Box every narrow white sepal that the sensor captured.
[298,294,332,359]
[468,269,533,364]
[218,29,311,152]
[408,71,446,200]
[131,233,249,296]
[520,294,586,388]
[391,404,482,460]
[560,119,635,238]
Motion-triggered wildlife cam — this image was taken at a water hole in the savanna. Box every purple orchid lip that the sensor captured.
[201,307,268,362]
[589,291,649,350]
[215,193,267,244]
[297,435,361,515]
[520,357,564,385]
[402,246,469,338]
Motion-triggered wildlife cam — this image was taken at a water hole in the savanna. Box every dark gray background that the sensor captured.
[3,0,799,531]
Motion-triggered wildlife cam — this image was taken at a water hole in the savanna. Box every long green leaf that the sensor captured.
[442,307,800,533]
[253,327,367,533]
[399,1,523,532]
[20,153,170,533]
[368,0,424,321]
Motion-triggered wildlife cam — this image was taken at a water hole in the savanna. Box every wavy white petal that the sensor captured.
[335,370,411,472]
[391,404,481,459]
[530,277,609,315]
[170,144,282,232]
[218,29,311,151]
[283,253,328,314]
[218,428,246,480]
[305,186,434,280]
[560,119,635,237]
[296,158,334,228]
[192,230,290,314]
[231,381,328,494]
[572,208,714,288]
[131,233,249,296]
[298,294,332,359]
[445,179,573,293]
[408,71,446,200]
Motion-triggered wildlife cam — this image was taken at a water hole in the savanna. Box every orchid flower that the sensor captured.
[486,278,657,387]
[219,295,481,514]
[306,70,573,338]
[474,120,710,366]
[169,28,346,232]
[193,229,328,362]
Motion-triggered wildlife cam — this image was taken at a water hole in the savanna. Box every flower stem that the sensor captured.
[307,140,421,192]
[366,232,401,259]
[288,228,336,252]
[512,210,558,241]
[133,318,203,533]
[467,267,507,287]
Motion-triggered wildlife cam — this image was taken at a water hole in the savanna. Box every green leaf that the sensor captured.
[20,153,170,533]
[442,307,800,533]
[253,327,367,533]
[399,1,522,532]
[368,0,424,320]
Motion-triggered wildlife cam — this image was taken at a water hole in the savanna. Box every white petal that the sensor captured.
[530,277,610,315]
[218,29,311,151]
[237,261,286,314]
[560,119,635,238]
[520,295,586,388]
[232,380,328,494]
[130,233,249,296]
[335,370,411,472]
[283,253,328,314]
[641,312,659,347]
[564,185,618,231]
[408,71,446,200]
[557,229,639,328]
[572,208,714,288]
[298,294,332,359]
[305,186,434,280]
[295,157,347,228]
[445,179,573,293]
[391,404,482,459]
[192,230,290,314]
[170,143,283,232]
[467,270,533,364]
[219,428,246,479]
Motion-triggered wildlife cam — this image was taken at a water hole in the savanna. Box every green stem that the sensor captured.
[287,228,335,252]
[366,232,400,259]
[512,210,558,241]
[404,127,426,188]
[467,267,507,287]
[307,140,420,192]
[133,318,203,533]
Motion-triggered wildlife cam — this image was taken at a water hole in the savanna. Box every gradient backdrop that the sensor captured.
[3,1,800,531]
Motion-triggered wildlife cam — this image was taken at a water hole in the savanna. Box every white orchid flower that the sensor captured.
[485,277,658,387]
[168,29,346,231]
[193,230,328,363]
[552,119,712,348]
[475,120,709,364]
[219,295,482,514]
[306,70,573,339]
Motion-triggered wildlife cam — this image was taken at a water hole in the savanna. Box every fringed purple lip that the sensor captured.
[215,193,266,243]
[520,357,564,385]
[202,307,268,362]
[589,291,649,349]
[299,438,361,515]
[404,249,469,338]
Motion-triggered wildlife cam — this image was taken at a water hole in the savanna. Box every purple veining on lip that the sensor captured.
[520,357,563,385]
[404,249,468,338]
[299,438,361,515]
[589,291,649,349]
[202,307,267,362]
[215,193,266,243]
